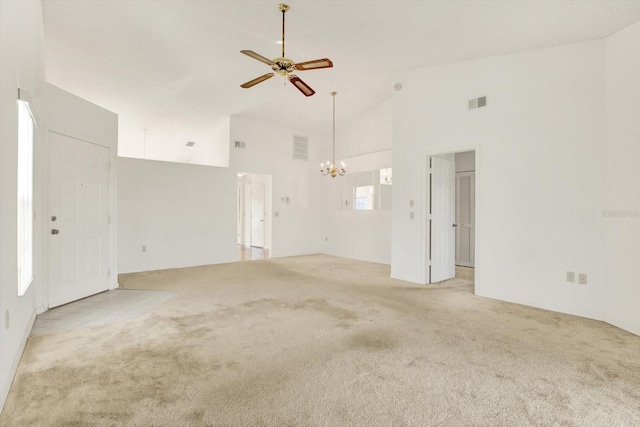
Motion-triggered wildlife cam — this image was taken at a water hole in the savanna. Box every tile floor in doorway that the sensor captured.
[237,244,270,261]
[31,289,176,336]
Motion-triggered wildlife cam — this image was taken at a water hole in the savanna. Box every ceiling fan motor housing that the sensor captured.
[272,57,296,76]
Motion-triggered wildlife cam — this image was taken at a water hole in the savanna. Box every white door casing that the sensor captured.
[48,132,110,307]
[430,156,456,283]
[456,172,475,267]
[251,184,265,248]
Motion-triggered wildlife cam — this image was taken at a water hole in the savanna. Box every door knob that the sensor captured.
[51,229,59,235]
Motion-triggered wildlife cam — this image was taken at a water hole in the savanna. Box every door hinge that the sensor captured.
[427,259,432,266]
[108,267,111,277]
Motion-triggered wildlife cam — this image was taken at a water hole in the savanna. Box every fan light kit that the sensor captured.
[240,4,333,96]
[321,92,346,178]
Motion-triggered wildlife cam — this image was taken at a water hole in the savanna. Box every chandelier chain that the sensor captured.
[332,91,336,162]
[320,91,345,178]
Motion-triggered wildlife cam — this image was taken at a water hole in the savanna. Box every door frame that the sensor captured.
[455,171,475,268]
[422,145,480,286]
[44,126,117,310]
[236,173,273,256]
[250,183,265,248]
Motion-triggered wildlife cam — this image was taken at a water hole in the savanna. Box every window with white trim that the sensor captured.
[17,98,35,296]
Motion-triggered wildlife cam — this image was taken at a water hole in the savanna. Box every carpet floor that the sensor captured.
[1,255,639,426]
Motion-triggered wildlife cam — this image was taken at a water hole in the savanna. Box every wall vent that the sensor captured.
[292,135,308,161]
[468,95,487,110]
[234,140,246,149]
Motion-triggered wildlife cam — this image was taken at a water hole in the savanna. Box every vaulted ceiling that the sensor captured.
[42,1,640,162]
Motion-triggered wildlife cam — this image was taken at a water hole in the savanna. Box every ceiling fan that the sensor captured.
[240,3,333,97]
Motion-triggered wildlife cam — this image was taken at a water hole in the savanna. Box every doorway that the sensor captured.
[48,131,110,307]
[237,173,272,261]
[427,150,476,285]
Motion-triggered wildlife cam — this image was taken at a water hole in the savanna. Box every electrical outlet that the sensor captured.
[409,200,414,208]
[142,245,147,252]
[566,272,575,283]
[409,212,414,219]
[578,274,587,285]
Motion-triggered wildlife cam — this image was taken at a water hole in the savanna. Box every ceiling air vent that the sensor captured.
[292,135,308,161]
[468,95,487,110]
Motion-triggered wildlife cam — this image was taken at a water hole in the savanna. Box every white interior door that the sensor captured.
[456,172,475,267]
[242,184,251,246]
[251,184,265,248]
[48,132,110,307]
[430,156,456,283]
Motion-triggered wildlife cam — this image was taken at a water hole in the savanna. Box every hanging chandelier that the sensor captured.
[320,91,346,178]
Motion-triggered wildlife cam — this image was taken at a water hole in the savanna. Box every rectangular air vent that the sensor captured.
[234,140,246,149]
[468,95,487,110]
[292,135,308,161]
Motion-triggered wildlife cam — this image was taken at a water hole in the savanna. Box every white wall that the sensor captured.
[604,22,640,335]
[317,96,393,265]
[118,114,230,168]
[230,116,322,258]
[118,157,237,273]
[118,116,324,273]
[455,151,475,172]
[44,84,119,294]
[321,150,393,265]
[0,0,45,411]
[392,40,607,320]
[336,100,392,160]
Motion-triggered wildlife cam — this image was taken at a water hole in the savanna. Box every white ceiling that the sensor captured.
[42,1,640,161]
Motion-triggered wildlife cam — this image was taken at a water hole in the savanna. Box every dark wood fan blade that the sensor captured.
[294,58,333,71]
[241,50,276,66]
[240,73,275,88]
[289,75,315,97]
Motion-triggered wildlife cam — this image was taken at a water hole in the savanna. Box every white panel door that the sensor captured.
[456,172,475,267]
[251,184,265,248]
[430,157,456,283]
[48,132,110,307]
[243,184,251,246]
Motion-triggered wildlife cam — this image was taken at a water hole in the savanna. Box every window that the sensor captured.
[17,98,35,296]
[354,185,374,211]
[339,169,392,211]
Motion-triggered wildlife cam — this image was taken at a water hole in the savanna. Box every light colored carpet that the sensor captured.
[1,255,639,426]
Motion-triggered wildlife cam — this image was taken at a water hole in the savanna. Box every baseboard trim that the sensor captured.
[604,315,640,337]
[0,308,36,414]
[475,290,604,322]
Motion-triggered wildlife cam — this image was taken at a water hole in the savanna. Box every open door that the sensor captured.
[430,156,456,283]
[250,184,265,248]
[456,171,475,267]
